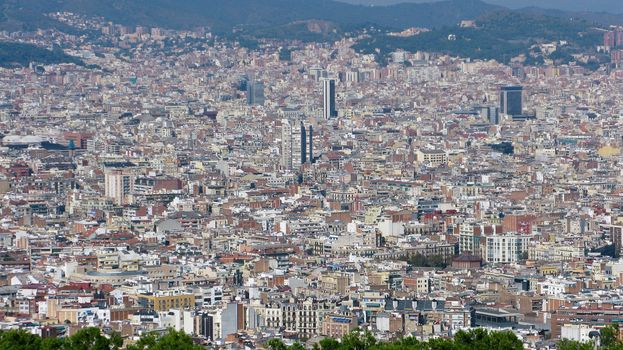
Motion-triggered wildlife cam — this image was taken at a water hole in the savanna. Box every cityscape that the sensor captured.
[2,0,623,349]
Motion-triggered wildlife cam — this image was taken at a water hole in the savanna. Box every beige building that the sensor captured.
[415,149,447,166]
[322,313,357,338]
[528,242,584,262]
[136,290,196,312]
[320,273,350,294]
[104,169,133,205]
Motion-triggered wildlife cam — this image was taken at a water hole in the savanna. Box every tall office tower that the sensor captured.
[479,106,500,125]
[104,169,133,205]
[298,122,314,164]
[281,120,293,170]
[308,124,313,163]
[488,106,500,125]
[246,81,265,106]
[281,119,314,170]
[499,86,523,117]
[322,78,336,119]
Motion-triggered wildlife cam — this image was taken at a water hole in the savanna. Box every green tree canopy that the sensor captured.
[268,328,524,350]
[0,328,121,350]
[0,329,42,350]
[126,329,202,350]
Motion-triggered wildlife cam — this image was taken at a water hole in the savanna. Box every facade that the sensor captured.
[550,308,623,339]
[484,233,531,264]
[322,314,357,338]
[603,224,623,256]
[247,80,265,106]
[322,78,336,119]
[415,149,448,167]
[528,242,584,262]
[499,85,523,116]
[281,119,313,170]
[479,105,500,124]
[136,291,196,312]
[104,169,133,205]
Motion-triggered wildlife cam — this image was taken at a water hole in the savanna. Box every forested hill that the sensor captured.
[0,0,500,33]
[354,10,604,65]
[0,41,82,68]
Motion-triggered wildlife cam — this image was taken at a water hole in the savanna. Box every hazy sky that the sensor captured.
[339,0,623,13]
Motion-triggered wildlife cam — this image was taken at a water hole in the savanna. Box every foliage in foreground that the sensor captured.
[268,328,523,350]
[0,328,200,350]
[5,325,623,350]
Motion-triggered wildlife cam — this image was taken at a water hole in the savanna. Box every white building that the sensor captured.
[484,233,531,264]
[561,324,598,343]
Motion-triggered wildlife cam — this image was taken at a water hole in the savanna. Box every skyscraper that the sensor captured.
[281,119,293,170]
[479,106,500,125]
[246,80,265,106]
[281,119,313,170]
[322,78,336,119]
[299,122,313,164]
[499,86,522,117]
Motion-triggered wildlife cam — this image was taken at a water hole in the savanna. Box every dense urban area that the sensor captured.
[3,1,623,349]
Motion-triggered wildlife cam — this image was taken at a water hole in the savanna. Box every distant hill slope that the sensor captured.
[343,0,623,14]
[484,0,623,13]
[353,10,604,65]
[0,41,82,67]
[0,0,614,69]
[0,0,501,32]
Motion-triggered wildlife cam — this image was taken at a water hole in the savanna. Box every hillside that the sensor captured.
[0,0,614,68]
[0,41,82,68]
[353,10,603,65]
[0,0,500,33]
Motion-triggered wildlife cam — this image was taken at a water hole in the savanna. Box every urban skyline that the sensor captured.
[0,1,622,350]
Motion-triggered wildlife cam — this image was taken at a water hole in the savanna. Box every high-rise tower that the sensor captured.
[281,119,314,170]
[322,78,336,119]
[499,86,522,117]
[247,80,265,106]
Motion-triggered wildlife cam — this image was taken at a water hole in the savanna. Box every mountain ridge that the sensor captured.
[340,0,623,14]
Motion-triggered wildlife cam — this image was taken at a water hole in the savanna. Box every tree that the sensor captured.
[425,337,457,350]
[557,339,593,350]
[341,329,376,350]
[487,330,524,350]
[267,339,288,350]
[405,254,448,269]
[61,327,121,350]
[0,326,546,350]
[453,328,492,350]
[126,333,157,350]
[0,328,123,350]
[601,324,620,348]
[40,337,64,350]
[152,330,200,350]
[127,330,205,350]
[0,329,41,350]
[318,338,340,350]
